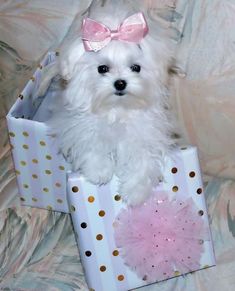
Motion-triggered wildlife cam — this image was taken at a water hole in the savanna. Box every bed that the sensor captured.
[1,1,235,290]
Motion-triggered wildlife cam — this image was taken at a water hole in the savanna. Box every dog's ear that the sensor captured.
[58,39,85,81]
[137,8,175,85]
[140,32,173,85]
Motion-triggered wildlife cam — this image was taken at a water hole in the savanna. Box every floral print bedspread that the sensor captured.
[1,1,235,290]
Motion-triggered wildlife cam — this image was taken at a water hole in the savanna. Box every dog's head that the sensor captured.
[59,0,174,114]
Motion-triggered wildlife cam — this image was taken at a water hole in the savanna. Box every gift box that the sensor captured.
[6,52,215,290]
[67,146,216,291]
[6,52,70,213]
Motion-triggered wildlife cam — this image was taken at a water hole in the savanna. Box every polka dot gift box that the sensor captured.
[6,52,215,290]
[6,52,71,213]
[67,146,216,291]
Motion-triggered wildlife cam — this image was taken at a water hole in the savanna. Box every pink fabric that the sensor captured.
[114,191,209,283]
[81,12,148,52]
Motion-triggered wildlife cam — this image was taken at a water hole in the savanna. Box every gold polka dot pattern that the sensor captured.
[7,53,70,214]
[39,141,46,146]
[88,196,95,203]
[99,210,105,217]
[197,188,202,194]
[100,265,106,272]
[96,234,103,241]
[172,186,179,192]
[114,194,121,201]
[72,186,79,193]
[9,132,15,137]
[70,205,76,212]
[112,250,119,256]
[117,275,124,281]
[171,167,178,174]
[7,99,213,291]
[62,145,214,289]
[45,170,52,175]
[189,171,196,178]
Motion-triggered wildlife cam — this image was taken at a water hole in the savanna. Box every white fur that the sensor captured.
[42,1,177,206]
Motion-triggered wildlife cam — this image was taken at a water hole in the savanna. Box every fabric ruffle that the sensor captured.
[114,191,209,282]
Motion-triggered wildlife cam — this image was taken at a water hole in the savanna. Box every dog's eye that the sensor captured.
[130,64,141,73]
[98,65,109,74]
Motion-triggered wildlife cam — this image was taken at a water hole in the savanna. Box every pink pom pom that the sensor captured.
[114,191,208,282]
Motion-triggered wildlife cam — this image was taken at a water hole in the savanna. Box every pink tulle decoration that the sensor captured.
[114,191,209,282]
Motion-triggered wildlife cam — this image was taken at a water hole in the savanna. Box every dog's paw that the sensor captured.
[82,157,114,185]
[120,179,153,207]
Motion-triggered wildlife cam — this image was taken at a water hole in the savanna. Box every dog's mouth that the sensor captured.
[115,91,126,96]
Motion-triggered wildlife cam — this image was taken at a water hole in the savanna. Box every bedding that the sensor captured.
[174,0,235,179]
[1,1,235,290]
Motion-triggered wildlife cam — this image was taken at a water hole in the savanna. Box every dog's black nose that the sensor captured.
[114,79,127,91]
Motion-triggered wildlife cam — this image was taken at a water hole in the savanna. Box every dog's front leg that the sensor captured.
[116,145,162,206]
[81,149,115,185]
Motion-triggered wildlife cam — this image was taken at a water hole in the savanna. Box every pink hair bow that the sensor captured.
[82,12,148,52]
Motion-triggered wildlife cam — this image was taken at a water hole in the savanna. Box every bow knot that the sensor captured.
[82,12,148,52]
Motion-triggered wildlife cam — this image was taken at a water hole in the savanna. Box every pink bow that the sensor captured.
[82,12,148,52]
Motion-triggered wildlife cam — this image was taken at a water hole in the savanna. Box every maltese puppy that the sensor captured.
[39,0,177,206]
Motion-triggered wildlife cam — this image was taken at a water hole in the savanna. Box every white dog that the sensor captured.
[39,0,178,206]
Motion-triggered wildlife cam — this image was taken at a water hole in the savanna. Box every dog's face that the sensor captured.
[60,15,172,115]
[87,40,160,113]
